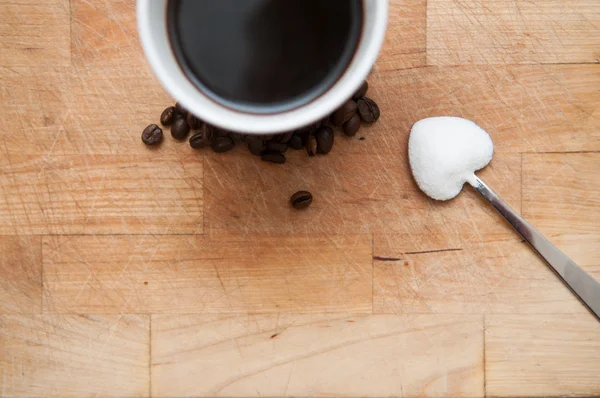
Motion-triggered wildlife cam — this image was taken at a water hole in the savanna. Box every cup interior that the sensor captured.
[137,0,387,134]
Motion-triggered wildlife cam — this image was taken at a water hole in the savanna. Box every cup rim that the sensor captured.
[138,0,388,134]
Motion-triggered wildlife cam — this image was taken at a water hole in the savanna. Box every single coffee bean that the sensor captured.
[175,102,188,117]
[211,136,235,153]
[315,126,334,154]
[160,107,175,126]
[248,140,267,156]
[171,117,190,140]
[189,132,207,149]
[275,132,293,144]
[357,97,380,123]
[208,126,229,139]
[230,133,245,143]
[296,125,314,135]
[306,134,318,157]
[290,191,313,210]
[288,134,304,150]
[186,113,202,130]
[267,142,288,153]
[343,114,361,137]
[142,124,163,145]
[261,152,286,164]
[331,100,358,126]
[352,81,369,100]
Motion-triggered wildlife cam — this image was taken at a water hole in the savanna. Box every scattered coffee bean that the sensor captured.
[352,81,369,100]
[267,142,288,153]
[331,100,358,126]
[160,107,175,126]
[290,191,313,210]
[248,140,267,156]
[359,137,366,141]
[288,134,304,150]
[357,97,380,123]
[209,126,229,139]
[171,117,190,140]
[230,133,246,143]
[211,136,235,153]
[343,114,361,137]
[142,124,163,145]
[260,152,285,164]
[175,102,188,117]
[145,80,383,168]
[306,134,318,157]
[261,152,286,164]
[315,126,334,154]
[275,132,293,144]
[189,132,207,149]
[186,113,202,130]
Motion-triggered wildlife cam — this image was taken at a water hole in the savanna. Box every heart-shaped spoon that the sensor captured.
[409,117,600,321]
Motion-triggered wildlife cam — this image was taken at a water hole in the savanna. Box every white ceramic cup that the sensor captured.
[137,0,388,134]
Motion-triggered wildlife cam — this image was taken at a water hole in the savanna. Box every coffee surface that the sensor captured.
[168,0,363,112]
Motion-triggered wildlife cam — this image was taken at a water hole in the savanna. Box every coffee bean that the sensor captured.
[248,140,266,156]
[352,81,369,100]
[343,114,361,137]
[141,124,163,145]
[357,97,380,123]
[315,126,334,154]
[189,132,207,149]
[171,117,190,140]
[175,102,188,117]
[230,133,246,143]
[306,134,318,157]
[261,152,286,164]
[267,142,288,153]
[288,134,304,150]
[275,132,293,144]
[186,113,202,130]
[160,107,175,126]
[331,100,358,126]
[290,191,313,210]
[208,125,229,139]
[211,136,235,153]
[296,125,314,135]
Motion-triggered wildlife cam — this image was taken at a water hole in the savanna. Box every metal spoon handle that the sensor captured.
[469,175,600,321]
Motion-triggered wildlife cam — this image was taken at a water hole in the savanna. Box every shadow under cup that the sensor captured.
[167,0,364,115]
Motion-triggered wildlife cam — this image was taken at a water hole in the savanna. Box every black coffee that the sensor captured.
[168,0,363,113]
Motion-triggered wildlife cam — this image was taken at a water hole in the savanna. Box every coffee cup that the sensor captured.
[137,0,388,134]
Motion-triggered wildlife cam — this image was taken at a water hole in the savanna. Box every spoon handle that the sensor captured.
[470,175,600,321]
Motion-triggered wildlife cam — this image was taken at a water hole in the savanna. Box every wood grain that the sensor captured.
[0,314,149,397]
[71,0,141,67]
[486,314,600,397]
[428,0,600,65]
[374,240,599,315]
[523,153,600,236]
[0,0,70,67]
[0,0,597,397]
[355,65,600,156]
[0,236,41,314]
[377,0,426,71]
[205,152,520,253]
[0,154,203,235]
[0,67,70,156]
[42,235,372,314]
[151,314,483,398]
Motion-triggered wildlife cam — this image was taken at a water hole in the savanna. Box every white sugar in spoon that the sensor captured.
[409,117,600,321]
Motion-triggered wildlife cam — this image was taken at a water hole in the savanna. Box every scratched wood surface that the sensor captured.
[0,0,598,397]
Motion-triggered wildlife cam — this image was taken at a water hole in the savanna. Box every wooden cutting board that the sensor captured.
[0,0,598,397]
